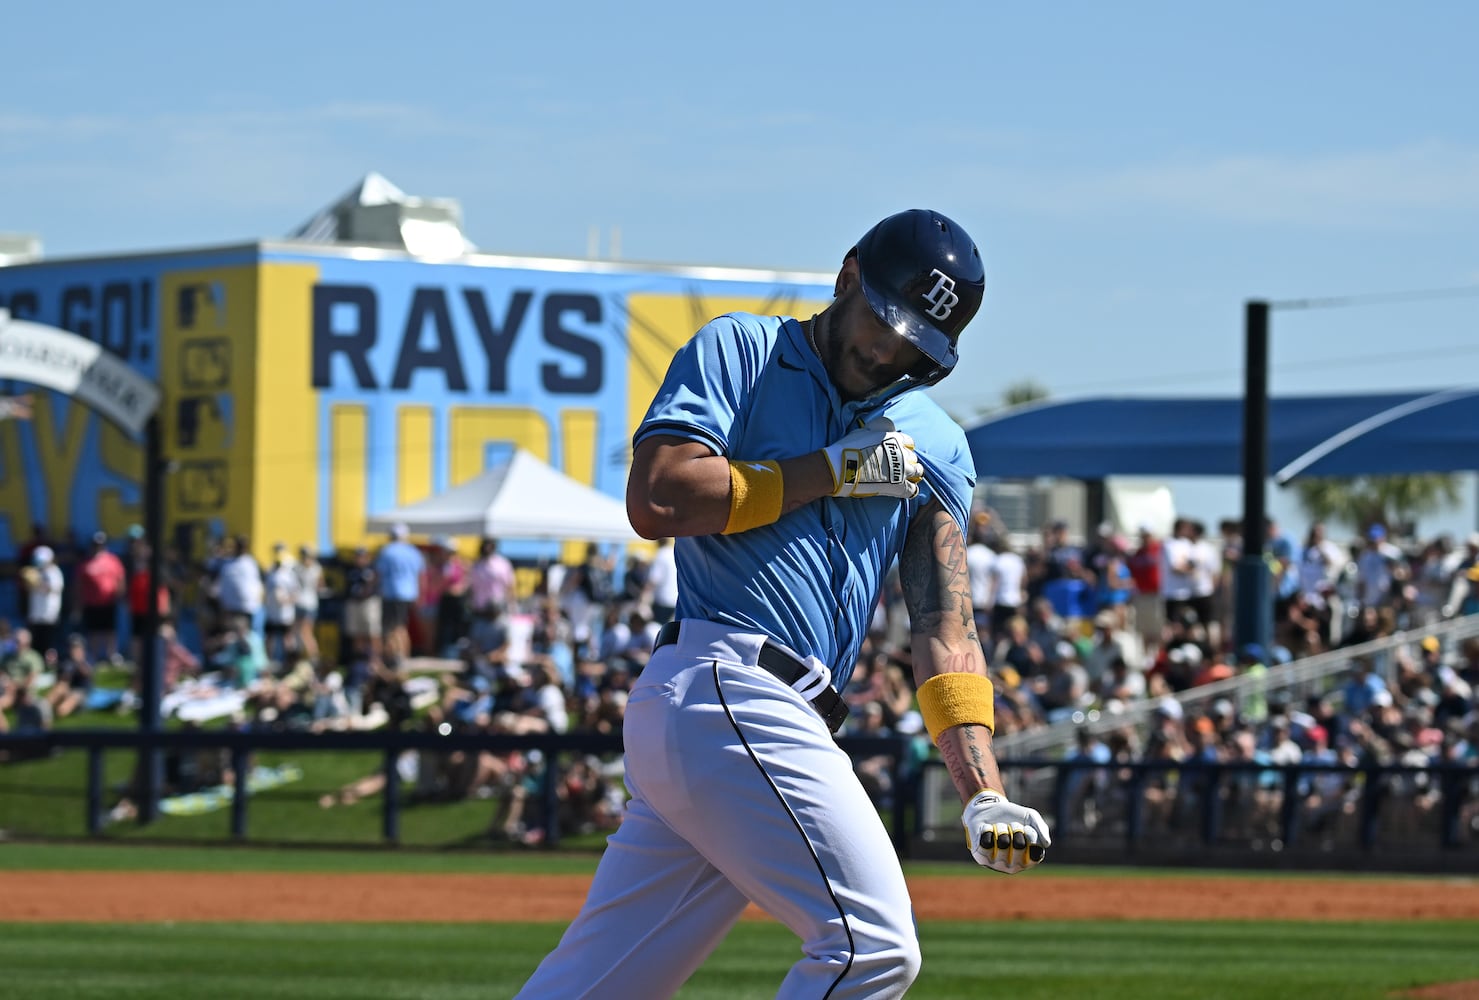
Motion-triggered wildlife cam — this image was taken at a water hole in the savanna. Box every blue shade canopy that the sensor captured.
[962,390,1475,480]
[1273,386,1479,483]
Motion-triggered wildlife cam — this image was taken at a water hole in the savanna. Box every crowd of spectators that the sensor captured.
[961,510,1479,845]
[2,507,1476,843]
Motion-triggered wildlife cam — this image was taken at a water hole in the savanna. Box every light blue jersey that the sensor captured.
[375,541,425,602]
[634,312,974,691]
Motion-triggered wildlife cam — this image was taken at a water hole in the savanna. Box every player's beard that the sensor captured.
[814,314,851,392]
[816,307,892,402]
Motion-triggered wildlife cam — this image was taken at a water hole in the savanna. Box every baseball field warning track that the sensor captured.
[4,871,1477,922]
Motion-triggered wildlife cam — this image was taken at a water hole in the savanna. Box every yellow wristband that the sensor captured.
[722,459,784,534]
[917,672,995,743]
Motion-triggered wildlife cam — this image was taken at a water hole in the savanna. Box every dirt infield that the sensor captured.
[4,871,1479,922]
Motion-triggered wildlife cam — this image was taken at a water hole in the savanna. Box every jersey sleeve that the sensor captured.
[633,315,765,456]
[916,436,975,534]
[882,396,975,534]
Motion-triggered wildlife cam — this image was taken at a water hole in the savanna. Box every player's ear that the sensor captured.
[836,252,861,297]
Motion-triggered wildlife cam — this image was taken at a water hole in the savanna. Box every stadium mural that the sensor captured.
[0,244,832,563]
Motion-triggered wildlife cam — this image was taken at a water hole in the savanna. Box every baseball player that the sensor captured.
[515,209,1050,999]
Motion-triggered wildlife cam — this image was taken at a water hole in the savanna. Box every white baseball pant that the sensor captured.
[514,618,920,999]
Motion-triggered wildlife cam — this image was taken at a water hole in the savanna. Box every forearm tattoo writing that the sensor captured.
[939,724,996,796]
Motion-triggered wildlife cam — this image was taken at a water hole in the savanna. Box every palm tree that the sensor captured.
[1290,474,1462,534]
[1001,380,1051,410]
[944,379,1051,425]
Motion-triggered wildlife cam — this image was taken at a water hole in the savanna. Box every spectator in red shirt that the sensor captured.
[1127,523,1165,655]
[78,532,127,665]
[126,542,171,668]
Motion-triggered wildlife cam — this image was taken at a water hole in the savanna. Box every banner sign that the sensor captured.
[0,309,160,435]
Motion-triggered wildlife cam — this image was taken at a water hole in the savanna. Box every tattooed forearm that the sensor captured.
[933,651,979,674]
[937,724,1003,801]
[899,501,976,639]
[898,509,942,621]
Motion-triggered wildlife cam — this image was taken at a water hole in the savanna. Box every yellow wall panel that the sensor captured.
[0,421,31,540]
[448,407,550,486]
[253,262,320,554]
[330,404,368,552]
[558,407,600,563]
[160,266,260,560]
[397,406,435,506]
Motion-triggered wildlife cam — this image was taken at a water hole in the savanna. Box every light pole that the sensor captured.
[1235,300,1271,655]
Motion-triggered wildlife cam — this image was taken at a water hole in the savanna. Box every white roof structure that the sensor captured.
[286,172,475,257]
[365,448,640,543]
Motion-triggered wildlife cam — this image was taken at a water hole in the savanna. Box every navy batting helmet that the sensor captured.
[852,209,984,386]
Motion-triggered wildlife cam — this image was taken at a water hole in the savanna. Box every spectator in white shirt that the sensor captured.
[262,544,302,664]
[644,537,679,626]
[965,513,997,640]
[24,546,64,658]
[987,534,1026,641]
[294,546,325,662]
[216,536,265,632]
[1160,518,1198,625]
[1189,520,1223,645]
[1297,522,1346,609]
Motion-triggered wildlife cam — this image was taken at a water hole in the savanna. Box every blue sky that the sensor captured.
[4,1,1477,536]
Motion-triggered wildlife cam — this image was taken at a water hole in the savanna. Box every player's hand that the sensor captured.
[822,417,923,499]
[961,789,1051,874]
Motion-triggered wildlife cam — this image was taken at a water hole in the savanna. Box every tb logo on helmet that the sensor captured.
[920,269,960,320]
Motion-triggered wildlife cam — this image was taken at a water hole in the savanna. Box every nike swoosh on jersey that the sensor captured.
[777,354,805,371]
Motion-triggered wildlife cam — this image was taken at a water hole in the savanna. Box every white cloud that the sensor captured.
[981,142,1479,227]
[0,103,500,225]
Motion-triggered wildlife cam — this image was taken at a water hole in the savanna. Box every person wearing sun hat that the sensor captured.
[25,545,65,658]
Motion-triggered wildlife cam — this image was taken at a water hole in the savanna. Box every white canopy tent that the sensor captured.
[365,448,641,543]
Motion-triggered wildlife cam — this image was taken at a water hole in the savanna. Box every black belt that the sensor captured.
[653,620,849,734]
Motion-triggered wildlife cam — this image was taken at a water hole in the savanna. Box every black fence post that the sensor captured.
[1359,764,1382,850]
[1440,769,1464,850]
[542,751,561,846]
[230,746,250,840]
[382,747,401,843]
[86,746,104,836]
[1280,766,1301,848]
[137,413,166,826]
[1054,762,1072,838]
[890,746,909,857]
[1125,767,1145,850]
[911,758,930,838]
[1200,763,1222,845]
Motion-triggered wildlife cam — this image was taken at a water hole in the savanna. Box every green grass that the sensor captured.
[0,841,607,874]
[1,842,1475,997]
[0,741,613,849]
[0,920,1474,999]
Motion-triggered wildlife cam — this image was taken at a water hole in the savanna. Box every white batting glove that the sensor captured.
[961,789,1051,874]
[822,417,923,499]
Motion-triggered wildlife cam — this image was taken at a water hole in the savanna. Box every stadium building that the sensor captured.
[0,174,833,570]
